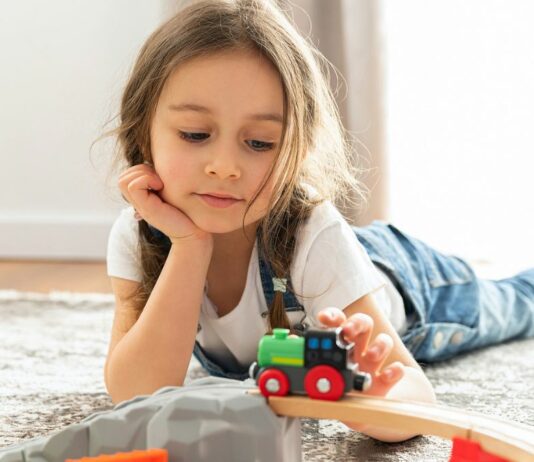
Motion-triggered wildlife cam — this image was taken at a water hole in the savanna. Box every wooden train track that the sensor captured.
[248,390,534,461]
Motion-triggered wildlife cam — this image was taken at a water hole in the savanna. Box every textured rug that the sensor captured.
[0,289,533,461]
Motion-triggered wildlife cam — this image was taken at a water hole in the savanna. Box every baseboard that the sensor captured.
[0,214,114,260]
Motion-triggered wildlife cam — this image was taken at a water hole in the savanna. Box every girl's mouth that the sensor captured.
[196,194,243,208]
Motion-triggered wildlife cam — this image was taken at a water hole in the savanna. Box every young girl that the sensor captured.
[103,0,534,443]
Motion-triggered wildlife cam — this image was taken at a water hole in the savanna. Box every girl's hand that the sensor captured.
[119,163,212,245]
[316,307,405,398]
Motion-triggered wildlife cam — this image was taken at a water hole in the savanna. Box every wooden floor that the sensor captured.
[0,260,112,293]
[0,258,523,295]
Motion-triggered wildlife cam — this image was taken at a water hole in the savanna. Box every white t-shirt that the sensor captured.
[106,201,407,371]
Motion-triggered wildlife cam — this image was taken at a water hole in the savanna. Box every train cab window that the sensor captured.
[308,337,319,349]
[321,338,333,350]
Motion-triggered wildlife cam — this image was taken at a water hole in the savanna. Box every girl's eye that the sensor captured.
[179,131,209,142]
[178,131,274,151]
[247,140,275,151]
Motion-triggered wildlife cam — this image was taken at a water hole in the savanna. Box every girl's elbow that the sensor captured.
[105,372,186,405]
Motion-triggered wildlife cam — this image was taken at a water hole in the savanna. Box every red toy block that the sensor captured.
[450,437,509,462]
[65,448,168,462]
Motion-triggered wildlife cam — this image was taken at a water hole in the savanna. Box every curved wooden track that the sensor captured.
[248,390,534,461]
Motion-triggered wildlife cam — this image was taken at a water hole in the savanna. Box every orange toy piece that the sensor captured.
[65,448,168,462]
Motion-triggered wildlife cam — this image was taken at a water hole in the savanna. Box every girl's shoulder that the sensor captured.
[299,182,345,228]
[299,198,350,241]
[293,188,378,270]
[291,198,385,322]
[108,206,138,243]
[292,198,364,273]
[106,206,142,282]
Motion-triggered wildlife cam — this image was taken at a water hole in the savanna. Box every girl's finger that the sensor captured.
[316,307,346,328]
[118,164,158,190]
[127,175,164,218]
[378,361,405,385]
[363,361,405,398]
[119,168,162,190]
[120,162,154,175]
[361,333,394,374]
[342,312,374,359]
[123,172,164,200]
[118,168,145,183]
[118,169,148,202]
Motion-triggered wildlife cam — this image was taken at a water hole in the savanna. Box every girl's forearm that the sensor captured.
[344,366,437,442]
[105,240,213,404]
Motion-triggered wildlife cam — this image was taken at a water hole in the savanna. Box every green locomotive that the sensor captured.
[249,327,371,401]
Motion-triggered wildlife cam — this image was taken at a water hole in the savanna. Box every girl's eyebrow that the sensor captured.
[167,103,283,124]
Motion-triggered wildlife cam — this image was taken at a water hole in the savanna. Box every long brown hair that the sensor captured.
[100,0,366,331]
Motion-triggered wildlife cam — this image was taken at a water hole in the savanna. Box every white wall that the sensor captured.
[0,1,169,260]
[383,0,534,271]
[3,0,532,269]
[289,0,387,225]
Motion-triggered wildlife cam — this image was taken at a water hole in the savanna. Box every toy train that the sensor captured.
[249,327,371,401]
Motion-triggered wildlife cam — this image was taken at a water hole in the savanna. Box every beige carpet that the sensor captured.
[0,289,532,461]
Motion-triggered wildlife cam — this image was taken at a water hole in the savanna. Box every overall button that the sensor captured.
[450,331,464,345]
[433,330,444,350]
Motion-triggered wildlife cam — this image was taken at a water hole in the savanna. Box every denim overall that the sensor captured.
[354,222,534,363]
[191,239,309,380]
[149,222,534,380]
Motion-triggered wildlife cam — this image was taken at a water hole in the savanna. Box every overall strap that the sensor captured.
[256,238,308,334]
[146,223,172,250]
[148,222,307,332]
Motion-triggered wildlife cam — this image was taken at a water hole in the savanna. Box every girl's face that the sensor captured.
[150,48,284,235]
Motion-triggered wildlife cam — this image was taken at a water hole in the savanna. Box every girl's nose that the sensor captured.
[204,149,241,180]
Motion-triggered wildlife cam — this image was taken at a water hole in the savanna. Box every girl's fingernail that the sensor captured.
[344,321,356,335]
[351,323,363,336]
[382,369,395,380]
[367,346,381,359]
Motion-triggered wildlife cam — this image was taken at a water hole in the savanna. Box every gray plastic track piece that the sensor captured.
[0,377,301,462]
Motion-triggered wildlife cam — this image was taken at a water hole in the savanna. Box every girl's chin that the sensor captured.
[190,213,261,236]
[191,217,249,235]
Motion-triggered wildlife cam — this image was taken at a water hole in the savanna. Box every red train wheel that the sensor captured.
[257,368,290,397]
[304,365,345,401]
